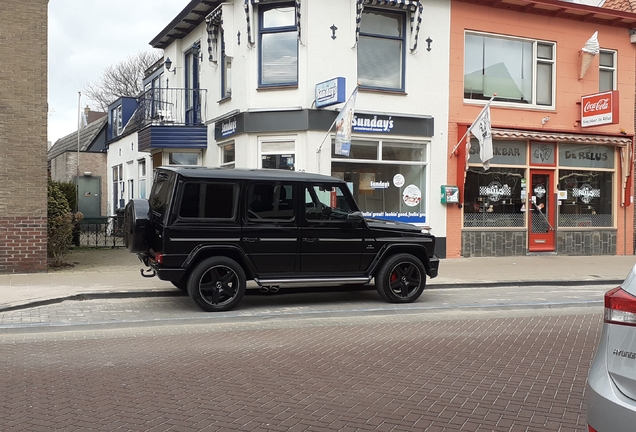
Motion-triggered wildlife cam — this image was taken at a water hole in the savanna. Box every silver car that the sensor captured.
[587,264,636,431]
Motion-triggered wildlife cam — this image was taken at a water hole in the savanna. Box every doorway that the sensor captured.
[528,170,555,252]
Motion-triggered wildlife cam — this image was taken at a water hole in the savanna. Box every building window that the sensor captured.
[220,142,235,168]
[222,34,232,99]
[463,168,526,228]
[259,3,298,86]
[558,144,614,228]
[599,50,616,92]
[112,105,123,137]
[138,159,147,199]
[260,139,295,170]
[464,32,555,107]
[112,164,124,210]
[357,8,405,91]
[332,139,428,225]
[126,161,134,201]
[168,152,199,166]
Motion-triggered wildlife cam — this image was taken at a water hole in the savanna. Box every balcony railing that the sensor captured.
[125,88,208,132]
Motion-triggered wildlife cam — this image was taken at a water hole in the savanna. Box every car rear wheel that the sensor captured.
[375,253,426,303]
[187,257,246,312]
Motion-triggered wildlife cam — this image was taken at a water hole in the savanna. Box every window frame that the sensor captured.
[463,31,556,109]
[220,142,235,168]
[221,30,232,99]
[599,49,617,92]
[112,164,125,211]
[258,2,298,88]
[357,6,406,92]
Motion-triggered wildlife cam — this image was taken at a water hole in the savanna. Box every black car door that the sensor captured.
[241,181,299,275]
[299,182,366,274]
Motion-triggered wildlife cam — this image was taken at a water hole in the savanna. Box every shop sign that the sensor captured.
[581,91,619,127]
[214,113,245,140]
[479,181,512,202]
[469,140,526,165]
[531,142,555,165]
[315,77,346,108]
[559,144,614,169]
[362,211,426,224]
[573,183,600,204]
[352,114,394,133]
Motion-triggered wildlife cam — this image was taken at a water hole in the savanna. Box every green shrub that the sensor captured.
[47,180,83,266]
[56,181,77,212]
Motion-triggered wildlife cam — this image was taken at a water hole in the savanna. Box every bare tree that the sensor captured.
[84,51,162,111]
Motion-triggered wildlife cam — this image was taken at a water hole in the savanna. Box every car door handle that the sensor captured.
[302,238,317,243]
[242,237,259,243]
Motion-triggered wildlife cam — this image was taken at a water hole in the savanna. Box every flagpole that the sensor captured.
[316,86,358,171]
[450,93,496,157]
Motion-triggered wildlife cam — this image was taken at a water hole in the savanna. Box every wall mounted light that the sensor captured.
[164,57,177,74]
[541,116,550,125]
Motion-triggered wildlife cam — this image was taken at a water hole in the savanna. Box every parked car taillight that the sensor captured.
[604,286,636,326]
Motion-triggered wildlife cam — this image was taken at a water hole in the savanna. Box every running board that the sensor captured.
[253,276,371,287]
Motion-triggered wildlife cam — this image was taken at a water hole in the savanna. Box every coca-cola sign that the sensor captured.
[581,91,619,127]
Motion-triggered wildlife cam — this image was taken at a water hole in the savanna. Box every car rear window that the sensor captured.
[179,182,238,219]
[149,170,174,222]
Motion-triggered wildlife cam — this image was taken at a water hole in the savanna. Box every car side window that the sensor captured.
[304,184,355,221]
[247,182,295,221]
[179,182,238,219]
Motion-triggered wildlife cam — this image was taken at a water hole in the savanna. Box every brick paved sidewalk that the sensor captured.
[0,247,633,311]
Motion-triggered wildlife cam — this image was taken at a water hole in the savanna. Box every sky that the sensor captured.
[48,0,191,144]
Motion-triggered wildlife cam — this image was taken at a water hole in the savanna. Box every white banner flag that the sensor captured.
[469,105,493,170]
[334,87,358,157]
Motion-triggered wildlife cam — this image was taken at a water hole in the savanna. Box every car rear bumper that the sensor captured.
[587,329,636,431]
[427,256,439,279]
[138,253,187,283]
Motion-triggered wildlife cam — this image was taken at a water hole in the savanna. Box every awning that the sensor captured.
[491,128,632,147]
[206,5,223,62]
[243,0,302,46]
[355,0,423,52]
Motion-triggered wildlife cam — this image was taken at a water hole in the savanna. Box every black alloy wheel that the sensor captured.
[187,257,246,312]
[375,253,426,303]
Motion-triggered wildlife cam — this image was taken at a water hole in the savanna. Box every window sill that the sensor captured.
[257,84,298,91]
[359,87,407,96]
[218,95,232,104]
[463,99,556,112]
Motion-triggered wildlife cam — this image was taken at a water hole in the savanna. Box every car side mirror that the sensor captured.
[347,211,363,223]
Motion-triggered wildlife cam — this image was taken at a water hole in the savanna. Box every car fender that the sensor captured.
[367,243,433,276]
[182,244,258,278]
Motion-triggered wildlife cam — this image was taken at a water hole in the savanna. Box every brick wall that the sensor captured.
[0,0,48,272]
[50,152,108,216]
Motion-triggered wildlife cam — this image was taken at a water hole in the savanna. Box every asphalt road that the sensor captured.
[0,285,606,431]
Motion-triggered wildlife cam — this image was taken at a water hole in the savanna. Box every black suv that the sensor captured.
[124,166,439,312]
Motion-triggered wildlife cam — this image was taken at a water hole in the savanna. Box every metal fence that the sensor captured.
[76,216,125,248]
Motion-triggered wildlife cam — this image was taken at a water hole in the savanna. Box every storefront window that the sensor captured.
[331,139,428,224]
[464,167,526,227]
[557,170,612,227]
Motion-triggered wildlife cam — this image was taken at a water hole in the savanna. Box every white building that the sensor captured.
[106,0,452,257]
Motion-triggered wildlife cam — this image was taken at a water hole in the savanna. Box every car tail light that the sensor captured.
[154,253,163,264]
[604,286,636,326]
[588,425,597,432]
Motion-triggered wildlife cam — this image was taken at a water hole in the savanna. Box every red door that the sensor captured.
[528,170,555,252]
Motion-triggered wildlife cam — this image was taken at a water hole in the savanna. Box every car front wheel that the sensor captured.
[187,257,246,312]
[375,253,426,303]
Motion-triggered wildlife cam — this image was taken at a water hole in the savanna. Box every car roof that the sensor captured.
[157,166,343,183]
